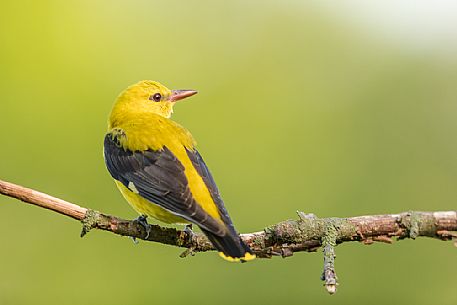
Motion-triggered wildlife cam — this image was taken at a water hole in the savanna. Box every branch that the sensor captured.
[1,178,456,294]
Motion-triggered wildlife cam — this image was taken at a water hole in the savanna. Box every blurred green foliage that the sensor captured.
[1,1,456,305]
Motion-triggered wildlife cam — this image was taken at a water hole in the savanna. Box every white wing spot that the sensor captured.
[128,182,139,194]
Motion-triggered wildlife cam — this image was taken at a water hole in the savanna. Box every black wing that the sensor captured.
[185,148,254,259]
[103,133,225,235]
[185,148,238,237]
[104,133,253,259]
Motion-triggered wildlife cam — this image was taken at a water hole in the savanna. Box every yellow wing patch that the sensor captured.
[171,145,223,222]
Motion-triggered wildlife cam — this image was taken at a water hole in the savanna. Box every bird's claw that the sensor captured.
[133,214,152,240]
[183,224,195,244]
[179,224,196,258]
[130,236,139,244]
[179,246,196,258]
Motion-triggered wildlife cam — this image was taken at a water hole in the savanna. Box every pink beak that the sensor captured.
[169,90,198,102]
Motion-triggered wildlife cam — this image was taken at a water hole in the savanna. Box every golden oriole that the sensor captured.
[103,80,255,262]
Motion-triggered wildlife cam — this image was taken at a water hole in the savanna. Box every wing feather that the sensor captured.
[185,148,238,237]
[103,134,225,235]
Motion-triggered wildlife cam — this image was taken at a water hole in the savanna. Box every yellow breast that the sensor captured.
[115,180,187,224]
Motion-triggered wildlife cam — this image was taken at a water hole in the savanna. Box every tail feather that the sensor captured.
[201,229,255,262]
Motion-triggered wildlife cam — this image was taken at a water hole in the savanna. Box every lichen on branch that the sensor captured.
[1,178,456,294]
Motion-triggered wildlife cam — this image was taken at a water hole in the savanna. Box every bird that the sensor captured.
[103,80,255,262]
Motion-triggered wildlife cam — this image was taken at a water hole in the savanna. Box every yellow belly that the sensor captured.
[115,180,188,224]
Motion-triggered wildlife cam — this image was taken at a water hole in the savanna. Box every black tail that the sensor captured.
[201,229,255,262]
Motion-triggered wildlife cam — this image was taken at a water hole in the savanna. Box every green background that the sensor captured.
[1,1,456,305]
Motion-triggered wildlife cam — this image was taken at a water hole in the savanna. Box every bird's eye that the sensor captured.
[149,93,162,102]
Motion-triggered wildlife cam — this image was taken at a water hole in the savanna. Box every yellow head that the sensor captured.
[109,80,197,127]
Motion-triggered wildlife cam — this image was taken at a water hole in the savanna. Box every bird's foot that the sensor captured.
[129,236,139,244]
[184,224,195,242]
[132,214,152,241]
[184,223,193,233]
[179,224,196,258]
[179,246,196,258]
